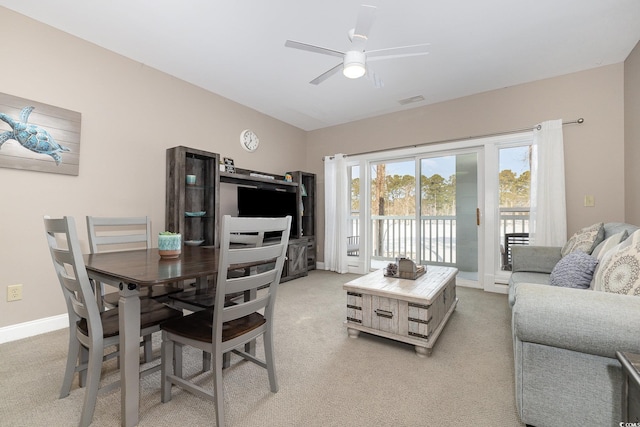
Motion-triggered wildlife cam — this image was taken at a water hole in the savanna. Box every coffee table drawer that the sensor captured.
[368,296,399,333]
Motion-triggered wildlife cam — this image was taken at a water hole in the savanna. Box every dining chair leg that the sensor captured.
[161,333,173,403]
[174,342,183,379]
[115,343,121,370]
[202,350,211,372]
[264,328,279,393]
[78,346,89,388]
[143,334,153,363]
[203,351,231,371]
[213,353,225,427]
[223,351,231,368]
[79,343,103,427]
[93,280,106,312]
[60,330,80,398]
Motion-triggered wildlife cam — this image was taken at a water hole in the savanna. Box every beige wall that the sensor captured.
[625,41,640,223]
[307,64,627,260]
[0,9,306,328]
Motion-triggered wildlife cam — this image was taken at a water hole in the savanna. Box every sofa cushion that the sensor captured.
[561,222,604,257]
[594,229,640,296]
[549,251,598,289]
[591,230,628,260]
[602,222,639,239]
[508,271,550,307]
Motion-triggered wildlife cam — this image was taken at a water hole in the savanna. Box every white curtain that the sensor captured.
[324,154,349,273]
[529,119,567,246]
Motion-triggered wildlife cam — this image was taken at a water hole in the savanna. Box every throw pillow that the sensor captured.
[561,222,605,257]
[549,251,599,289]
[589,231,629,289]
[591,230,628,260]
[594,229,640,296]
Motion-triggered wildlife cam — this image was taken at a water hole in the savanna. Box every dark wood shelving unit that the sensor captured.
[166,147,316,281]
[166,146,220,247]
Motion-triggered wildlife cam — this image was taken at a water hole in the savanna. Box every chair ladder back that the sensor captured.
[45,216,103,338]
[227,243,286,265]
[86,216,151,254]
[225,269,279,295]
[213,215,291,340]
[230,232,265,246]
[222,294,271,323]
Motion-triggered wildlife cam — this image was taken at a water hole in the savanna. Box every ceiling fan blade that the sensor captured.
[365,66,384,89]
[366,43,430,60]
[310,63,343,85]
[351,4,377,51]
[285,40,344,58]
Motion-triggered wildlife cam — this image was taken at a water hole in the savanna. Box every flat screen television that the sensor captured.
[237,186,298,238]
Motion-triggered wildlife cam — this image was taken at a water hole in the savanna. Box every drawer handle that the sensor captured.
[375,309,394,319]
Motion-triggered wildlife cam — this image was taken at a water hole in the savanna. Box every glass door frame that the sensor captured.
[417,148,483,289]
[345,132,532,294]
[347,145,484,289]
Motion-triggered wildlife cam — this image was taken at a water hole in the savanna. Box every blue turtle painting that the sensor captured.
[0,106,70,165]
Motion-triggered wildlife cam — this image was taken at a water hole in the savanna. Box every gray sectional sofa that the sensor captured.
[508,222,640,427]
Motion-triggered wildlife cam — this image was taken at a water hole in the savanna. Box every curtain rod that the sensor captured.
[324,118,584,160]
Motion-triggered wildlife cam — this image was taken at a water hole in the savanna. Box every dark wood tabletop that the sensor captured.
[84,246,220,286]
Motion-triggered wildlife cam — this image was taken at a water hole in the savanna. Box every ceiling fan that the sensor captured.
[284,4,430,88]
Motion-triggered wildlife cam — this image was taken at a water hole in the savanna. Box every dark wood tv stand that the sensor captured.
[166,146,316,283]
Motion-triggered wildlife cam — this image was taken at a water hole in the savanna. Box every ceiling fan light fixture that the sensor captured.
[343,51,366,79]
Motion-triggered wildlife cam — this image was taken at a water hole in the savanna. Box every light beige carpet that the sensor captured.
[0,270,524,426]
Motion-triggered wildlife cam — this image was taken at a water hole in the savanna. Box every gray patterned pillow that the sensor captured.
[594,229,640,296]
[550,251,599,289]
[561,222,605,257]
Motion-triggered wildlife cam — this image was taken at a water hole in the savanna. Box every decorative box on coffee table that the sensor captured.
[343,266,458,357]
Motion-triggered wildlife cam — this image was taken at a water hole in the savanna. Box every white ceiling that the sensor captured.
[1,0,639,131]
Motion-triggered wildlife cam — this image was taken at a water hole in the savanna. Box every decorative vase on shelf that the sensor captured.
[158,232,181,259]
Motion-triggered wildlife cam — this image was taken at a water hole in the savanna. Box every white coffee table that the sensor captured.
[343,266,458,357]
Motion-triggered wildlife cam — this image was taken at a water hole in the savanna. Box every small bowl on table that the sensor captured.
[184,239,205,246]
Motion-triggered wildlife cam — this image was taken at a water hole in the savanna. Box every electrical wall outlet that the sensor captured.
[7,284,22,302]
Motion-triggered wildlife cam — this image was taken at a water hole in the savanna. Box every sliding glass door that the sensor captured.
[420,152,479,284]
[366,150,481,285]
[369,159,417,266]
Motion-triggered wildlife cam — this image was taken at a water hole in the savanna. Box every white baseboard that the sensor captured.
[0,314,68,344]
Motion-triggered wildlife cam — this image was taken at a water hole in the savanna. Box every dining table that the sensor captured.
[84,245,220,427]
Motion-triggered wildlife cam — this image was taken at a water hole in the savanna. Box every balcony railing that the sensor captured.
[499,207,530,235]
[348,208,530,266]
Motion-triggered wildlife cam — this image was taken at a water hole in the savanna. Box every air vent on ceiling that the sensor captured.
[398,95,425,106]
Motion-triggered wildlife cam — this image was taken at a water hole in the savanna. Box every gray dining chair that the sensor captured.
[44,216,183,427]
[86,216,183,310]
[160,215,291,427]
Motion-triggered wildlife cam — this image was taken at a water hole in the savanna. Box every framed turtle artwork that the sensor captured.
[0,92,81,176]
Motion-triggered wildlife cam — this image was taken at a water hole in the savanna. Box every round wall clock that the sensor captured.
[240,129,259,152]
